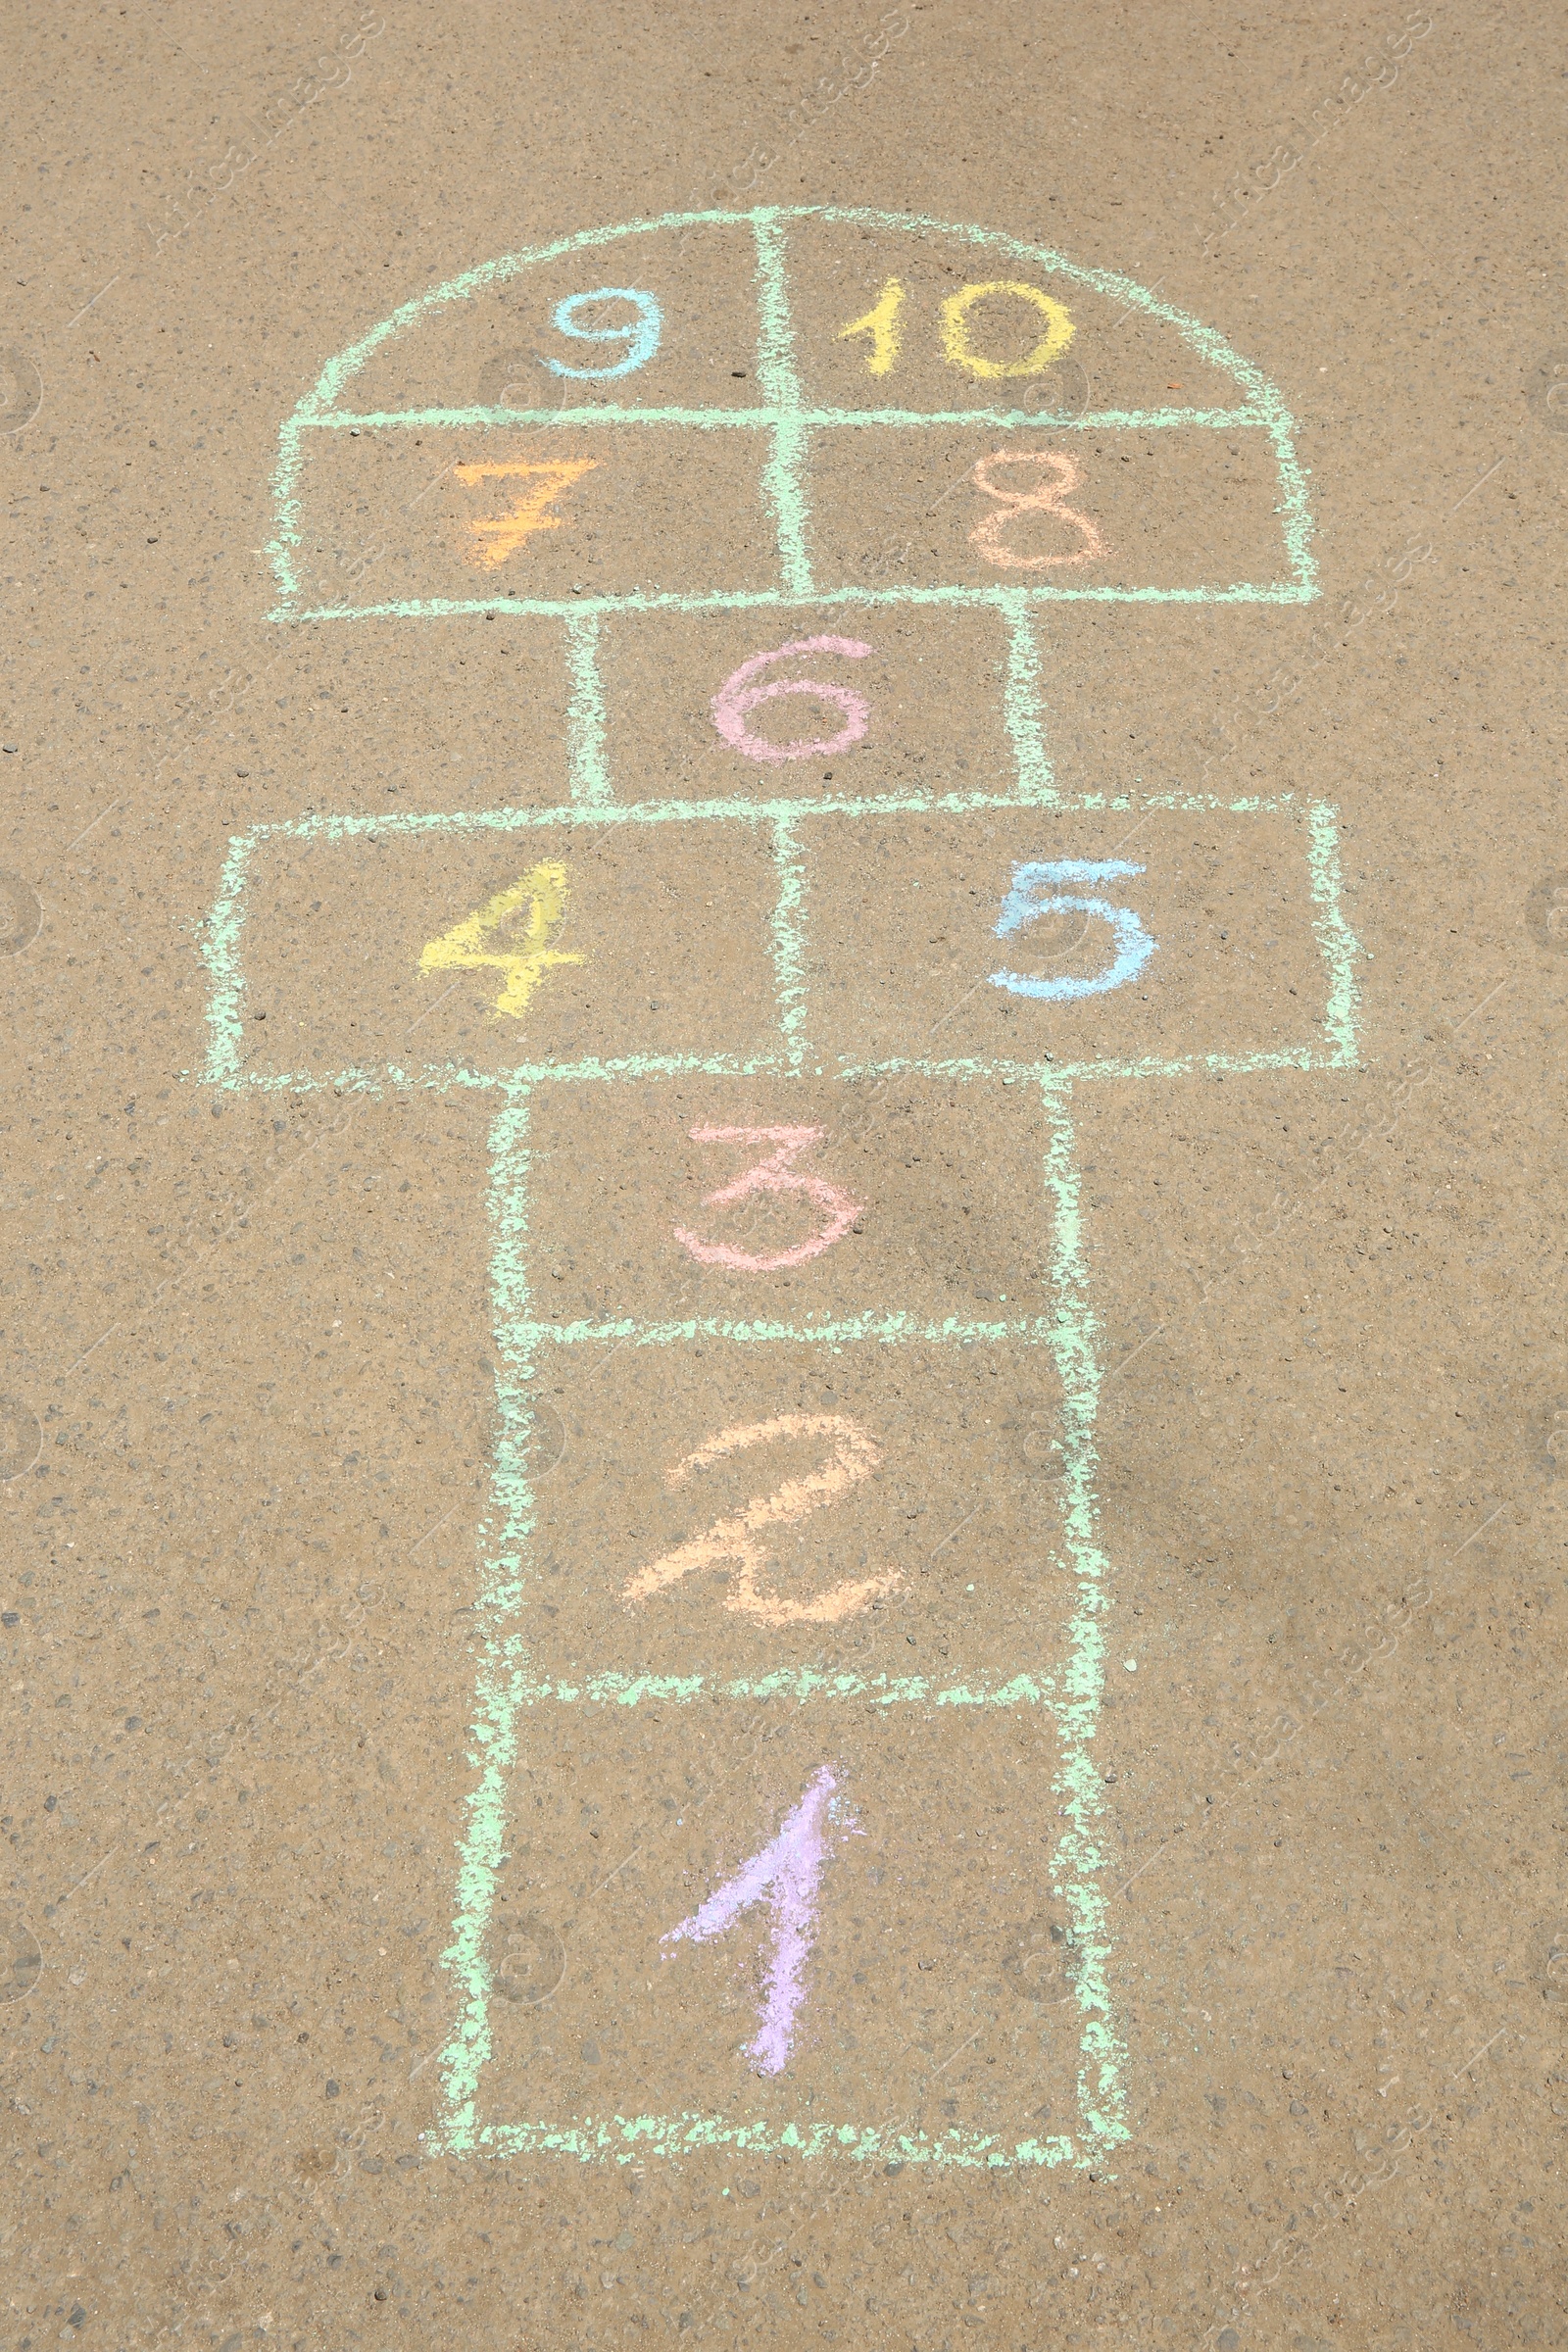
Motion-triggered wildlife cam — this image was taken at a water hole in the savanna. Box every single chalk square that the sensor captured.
[517,1074,1061,1333]
[803,803,1333,1071]
[318,219,768,420]
[227,812,784,1082]
[514,1339,1069,1700]
[803,421,1299,598]
[284,420,784,616]
[475,1709,1085,2166]
[592,603,1015,806]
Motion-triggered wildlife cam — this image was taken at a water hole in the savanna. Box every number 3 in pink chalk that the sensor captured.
[710,636,873,763]
[674,1125,861,1272]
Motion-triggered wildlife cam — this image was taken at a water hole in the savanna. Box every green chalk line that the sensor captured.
[510,1310,1054,1349]
[1001,592,1054,805]
[197,831,255,1092]
[769,812,810,1067]
[299,403,1263,432]
[1306,800,1362,1064]
[211,1045,1348,1101]
[753,214,813,598]
[505,1669,1058,1707]
[221,782,1298,852]
[564,609,610,807]
[468,2113,1079,2169]
[272,579,1315,626]
[1038,1079,1128,2163]
[438,1097,536,2149]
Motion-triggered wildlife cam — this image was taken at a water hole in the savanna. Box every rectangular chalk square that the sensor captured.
[282,420,784,612]
[228,811,787,1081]
[514,1337,1069,1701]
[798,801,1337,1072]
[464,1706,1092,2166]
[514,1073,1063,1336]
[801,419,1297,597]
[591,601,1017,807]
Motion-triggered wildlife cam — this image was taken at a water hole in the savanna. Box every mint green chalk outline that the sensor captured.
[1039,1079,1125,2154]
[752,213,813,598]
[275,581,1316,625]
[1307,798,1362,1064]
[515,1310,1055,1348]
[200,795,1359,2174]
[768,811,810,1068]
[237,215,1343,2172]
[512,1670,1059,1708]
[1001,592,1054,804]
[197,792,1358,1103]
[266,203,1315,621]
[564,609,610,806]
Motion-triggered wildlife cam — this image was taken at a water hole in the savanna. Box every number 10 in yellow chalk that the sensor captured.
[418,861,585,1018]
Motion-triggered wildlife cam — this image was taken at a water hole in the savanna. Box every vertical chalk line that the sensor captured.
[564,607,612,807]
[769,810,810,1070]
[198,832,255,1087]
[434,1089,536,2154]
[752,211,814,599]
[1305,800,1362,1066]
[999,591,1056,806]
[1040,1076,1129,2166]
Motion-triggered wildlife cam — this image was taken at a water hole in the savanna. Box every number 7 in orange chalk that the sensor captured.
[418,860,585,1019]
[454,459,597,568]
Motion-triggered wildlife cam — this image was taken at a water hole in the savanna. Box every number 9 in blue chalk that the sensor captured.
[991,859,1155,1002]
[544,287,662,380]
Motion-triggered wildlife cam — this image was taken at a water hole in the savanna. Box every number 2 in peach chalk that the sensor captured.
[454,458,597,567]
[674,1125,861,1272]
[968,449,1102,571]
[622,1415,900,1626]
[662,1765,849,2076]
[710,637,873,763]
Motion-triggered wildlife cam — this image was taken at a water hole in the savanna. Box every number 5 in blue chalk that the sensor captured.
[544,287,662,379]
[991,859,1155,1002]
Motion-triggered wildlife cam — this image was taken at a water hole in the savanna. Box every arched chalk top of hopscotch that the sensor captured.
[265,204,1316,628]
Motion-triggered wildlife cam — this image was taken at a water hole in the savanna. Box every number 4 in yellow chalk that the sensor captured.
[418,861,585,1019]
[454,459,596,569]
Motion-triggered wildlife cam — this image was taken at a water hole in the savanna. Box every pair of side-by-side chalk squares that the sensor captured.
[454,451,1103,572]
[417,855,1155,1020]
[489,276,1073,390]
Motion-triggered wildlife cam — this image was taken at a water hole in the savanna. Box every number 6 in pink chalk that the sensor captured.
[710,636,873,763]
[662,1765,850,2076]
[674,1125,861,1272]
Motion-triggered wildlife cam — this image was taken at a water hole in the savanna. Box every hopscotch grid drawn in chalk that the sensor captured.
[196,795,1358,2178]
[211,209,1347,2175]
[266,206,1314,622]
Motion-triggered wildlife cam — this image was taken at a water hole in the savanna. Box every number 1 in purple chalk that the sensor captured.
[662,1766,846,2077]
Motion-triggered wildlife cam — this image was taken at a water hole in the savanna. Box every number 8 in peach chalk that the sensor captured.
[674,1125,861,1272]
[969,449,1103,572]
[623,1414,901,1627]
[710,637,873,763]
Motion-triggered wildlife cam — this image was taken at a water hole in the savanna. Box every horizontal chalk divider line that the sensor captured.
[512,1309,1055,1348]
[223,783,1301,843]
[303,403,1266,432]
[273,577,1316,625]
[467,2115,1078,2170]
[204,1046,1348,1099]
[508,1668,1062,1709]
